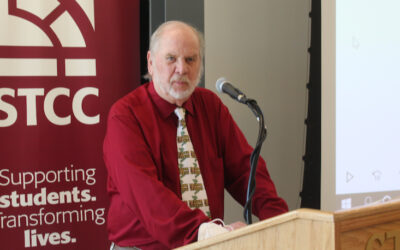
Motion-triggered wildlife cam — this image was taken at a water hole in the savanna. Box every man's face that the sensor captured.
[148,24,202,106]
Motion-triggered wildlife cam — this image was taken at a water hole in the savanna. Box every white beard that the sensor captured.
[153,72,200,102]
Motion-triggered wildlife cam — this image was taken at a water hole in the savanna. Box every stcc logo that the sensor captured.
[0,0,99,127]
[366,230,400,250]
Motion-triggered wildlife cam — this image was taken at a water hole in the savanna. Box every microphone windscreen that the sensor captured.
[215,77,228,93]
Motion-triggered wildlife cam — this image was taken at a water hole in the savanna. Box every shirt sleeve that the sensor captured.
[217,101,289,220]
[103,107,210,248]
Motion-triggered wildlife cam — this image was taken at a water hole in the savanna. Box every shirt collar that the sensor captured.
[148,81,195,119]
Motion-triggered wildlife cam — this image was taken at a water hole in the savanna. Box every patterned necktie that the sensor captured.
[174,107,211,218]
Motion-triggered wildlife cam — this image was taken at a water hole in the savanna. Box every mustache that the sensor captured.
[170,75,190,84]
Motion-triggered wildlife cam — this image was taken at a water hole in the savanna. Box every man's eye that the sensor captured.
[186,57,195,63]
[166,56,175,61]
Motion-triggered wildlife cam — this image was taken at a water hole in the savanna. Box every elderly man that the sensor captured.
[103,21,288,250]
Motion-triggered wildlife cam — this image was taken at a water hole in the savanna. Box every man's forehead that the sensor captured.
[159,26,199,47]
[162,23,196,37]
[157,44,199,59]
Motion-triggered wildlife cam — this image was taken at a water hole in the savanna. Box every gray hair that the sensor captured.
[145,21,205,81]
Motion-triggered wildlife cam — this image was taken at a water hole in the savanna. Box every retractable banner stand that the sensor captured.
[0,0,140,249]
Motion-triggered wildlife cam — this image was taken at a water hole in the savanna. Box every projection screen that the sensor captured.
[321,0,400,211]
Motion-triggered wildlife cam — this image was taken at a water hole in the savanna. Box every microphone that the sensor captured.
[215,77,248,104]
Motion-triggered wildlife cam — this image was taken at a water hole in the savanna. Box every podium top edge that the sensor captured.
[175,209,334,250]
[334,198,400,221]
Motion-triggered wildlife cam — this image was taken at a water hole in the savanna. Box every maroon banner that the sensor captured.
[0,0,140,249]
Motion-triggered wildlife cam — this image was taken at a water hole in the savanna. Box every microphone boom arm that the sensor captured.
[242,98,267,225]
[215,77,267,224]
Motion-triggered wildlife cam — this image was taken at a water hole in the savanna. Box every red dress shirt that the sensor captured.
[103,82,288,249]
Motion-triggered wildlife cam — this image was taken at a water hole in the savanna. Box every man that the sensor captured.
[103,21,288,250]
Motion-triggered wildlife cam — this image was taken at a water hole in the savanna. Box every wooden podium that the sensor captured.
[176,199,400,250]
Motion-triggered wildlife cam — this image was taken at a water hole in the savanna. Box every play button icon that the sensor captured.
[346,171,354,183]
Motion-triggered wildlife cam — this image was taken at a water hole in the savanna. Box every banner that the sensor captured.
[0,0,140,249]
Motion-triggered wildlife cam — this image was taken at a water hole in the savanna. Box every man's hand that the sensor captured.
[198,220,247,241]
[225,221,247,231]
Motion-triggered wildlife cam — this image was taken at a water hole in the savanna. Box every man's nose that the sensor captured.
[175,59,188,75]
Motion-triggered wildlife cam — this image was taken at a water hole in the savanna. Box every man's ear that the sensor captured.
[147,51,153,75]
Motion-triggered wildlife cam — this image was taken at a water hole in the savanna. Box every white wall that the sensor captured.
[204,0,311,223]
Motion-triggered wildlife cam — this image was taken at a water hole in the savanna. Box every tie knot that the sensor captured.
[174,107,186,120]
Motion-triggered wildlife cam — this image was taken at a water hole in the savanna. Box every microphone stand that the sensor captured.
[243,98,267,224]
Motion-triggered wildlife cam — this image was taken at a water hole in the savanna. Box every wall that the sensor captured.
[149,0,204,37]
[204,0,311,223]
